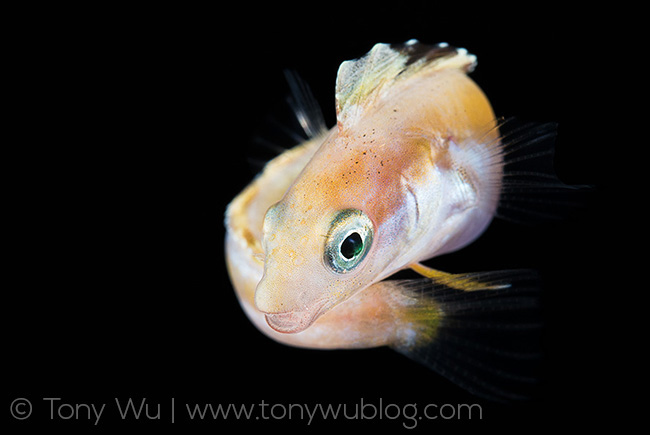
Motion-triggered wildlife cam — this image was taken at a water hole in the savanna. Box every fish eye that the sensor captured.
[340,232,363,259]
[324,209,373,273]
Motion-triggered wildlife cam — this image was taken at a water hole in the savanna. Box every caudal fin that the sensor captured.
[390,269,543,402]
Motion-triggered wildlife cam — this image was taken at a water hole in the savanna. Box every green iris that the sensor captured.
[324,209,373,273]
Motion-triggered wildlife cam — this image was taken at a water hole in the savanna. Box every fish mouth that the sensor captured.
[264,300,330,334]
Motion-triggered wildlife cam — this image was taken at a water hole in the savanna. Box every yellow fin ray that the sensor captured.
[410,263,511,291]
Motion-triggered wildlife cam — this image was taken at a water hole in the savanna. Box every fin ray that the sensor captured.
[284,70,328,139]
[409,263,535,292]
[495,119,591,224]
[247,72,327,172]
[335,41,476,128]
[390,269,542,401]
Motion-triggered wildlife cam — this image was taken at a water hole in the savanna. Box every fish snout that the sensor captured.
[254,274,286,315]
[265,310,316,334]
[263,299,329,333]
[255,277,329,333]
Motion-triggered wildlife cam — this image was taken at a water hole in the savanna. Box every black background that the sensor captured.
[6,3,623,432]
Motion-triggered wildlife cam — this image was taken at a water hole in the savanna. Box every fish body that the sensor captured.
[226,41,553,400]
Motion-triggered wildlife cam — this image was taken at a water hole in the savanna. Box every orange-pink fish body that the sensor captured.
[226,41,551,400]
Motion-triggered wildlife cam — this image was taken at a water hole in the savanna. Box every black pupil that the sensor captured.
[340,232,363,259]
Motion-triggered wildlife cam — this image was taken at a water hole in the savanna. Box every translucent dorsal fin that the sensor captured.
[335,40,477,129]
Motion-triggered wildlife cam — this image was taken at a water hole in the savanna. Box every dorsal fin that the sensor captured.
[335,40,477,129]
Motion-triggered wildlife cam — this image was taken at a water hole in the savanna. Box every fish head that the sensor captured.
[254,41,496,334]
[255,131,416,334]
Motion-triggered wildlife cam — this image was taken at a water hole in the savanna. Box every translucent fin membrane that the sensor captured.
[284,70,328,140]
[247,72,328,171]
[391,269,543,402]
[495,119,589,224]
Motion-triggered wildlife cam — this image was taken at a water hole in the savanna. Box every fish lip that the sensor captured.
[264,300,330,334]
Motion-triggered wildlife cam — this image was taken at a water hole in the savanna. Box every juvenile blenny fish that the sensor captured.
[226,41,556,400]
